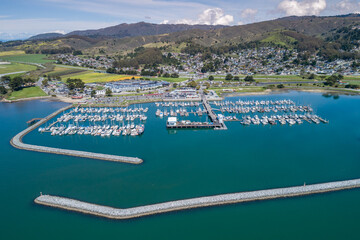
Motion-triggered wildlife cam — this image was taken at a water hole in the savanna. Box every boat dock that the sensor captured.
[34,178,360,220]
[11,105,143,164]
[202,95,227,130]
[167,121,217,129]
[164,96,227,130]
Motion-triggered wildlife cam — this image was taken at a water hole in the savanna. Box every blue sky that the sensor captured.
[0,0,359,40]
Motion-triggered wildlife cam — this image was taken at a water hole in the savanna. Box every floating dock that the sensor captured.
[167,122,218,129]
[34,178,360,219]
[202,96,227,130]
[10,105,143,164]
[165,96,227,130]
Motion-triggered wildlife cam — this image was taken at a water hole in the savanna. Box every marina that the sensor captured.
[2,91,360,239]
[38,106,148,137]
[10,105,143,164]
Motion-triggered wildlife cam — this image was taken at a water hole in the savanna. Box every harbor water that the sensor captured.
[1,91,360,239]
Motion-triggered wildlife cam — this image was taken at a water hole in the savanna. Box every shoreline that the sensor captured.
[34,178,360,220]
[1,87,359,104]
[222,87,360,98]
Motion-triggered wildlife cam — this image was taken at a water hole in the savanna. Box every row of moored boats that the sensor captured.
[234,114,329,126]
[39,124,145,137]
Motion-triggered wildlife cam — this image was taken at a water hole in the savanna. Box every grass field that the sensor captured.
[150,77,188,83]
[0,51,26,57]
[7,86,47,100]
[47,66,87,77]
[0,54,54,64]
[342,80,360,85]
[0,62,37,74]
[61,71,140,83]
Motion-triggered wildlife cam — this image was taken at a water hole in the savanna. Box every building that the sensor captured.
[167,117,177,126]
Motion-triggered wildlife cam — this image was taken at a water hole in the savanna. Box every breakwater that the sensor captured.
[10,105,143,164]
[35,178,360,219]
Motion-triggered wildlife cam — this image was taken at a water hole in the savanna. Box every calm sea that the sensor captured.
[1,91,360,240]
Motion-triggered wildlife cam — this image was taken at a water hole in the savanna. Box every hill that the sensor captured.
[5,14,360,56]
[28,33,64,41]
[29,22,225,40]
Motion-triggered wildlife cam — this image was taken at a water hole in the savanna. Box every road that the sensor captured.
[0,71,27,78]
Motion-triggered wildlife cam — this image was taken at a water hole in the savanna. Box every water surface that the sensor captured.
[1,91,360,240]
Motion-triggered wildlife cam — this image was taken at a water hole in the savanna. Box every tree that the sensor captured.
[162,73,171,78]
[244,75,254,82]
[277,84,285,89]
[91,90,96,98]
[42,79,49,87]
[1,76,10,84]
[187,80,197,88]
[170,73,179,78]
[308,73,316,80]
[106,68,117,74]
[66,78,85,90]
[325,74,343,86]
[73,50,83,56]
[105,88,112,96]
[173,83,178,88]
[234,76,240,81]
[0,86,7,95]
[225,74,233,81]
[9,77,24,91]
[208,75,214,81]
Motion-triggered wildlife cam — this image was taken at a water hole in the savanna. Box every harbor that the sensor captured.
[2,91,360,239]
[38,106,148,137]
[10,105,143,164]
[35,178,360,219]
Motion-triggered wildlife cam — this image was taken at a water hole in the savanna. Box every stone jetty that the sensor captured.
[35,178,360,219]
[10,105,143,164]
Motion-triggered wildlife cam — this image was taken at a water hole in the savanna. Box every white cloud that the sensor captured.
[52,30,66,34]
[336,0,360,14]
[240,8,258,19]
[163,8,234,25]
[278,0,327,16]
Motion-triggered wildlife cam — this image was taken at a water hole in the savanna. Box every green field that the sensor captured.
[61,71,140,83]
[0,62,37,74]
[0,54,54,64]
[150,77,188,83]
[47,66,87,77]
[0,51,26,57]
[343,80,360,85]
[7,86,47,100]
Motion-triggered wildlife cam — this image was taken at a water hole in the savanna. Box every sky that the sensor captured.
[0,0,359,40]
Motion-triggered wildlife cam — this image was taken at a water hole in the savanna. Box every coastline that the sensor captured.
[222,88,360,98]
[1,86,359,104]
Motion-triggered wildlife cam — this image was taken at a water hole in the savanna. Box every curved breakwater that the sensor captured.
[10,105,143,164]
[35,178,360,219]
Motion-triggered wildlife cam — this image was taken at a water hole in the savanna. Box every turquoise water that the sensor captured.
[1,91,360,239]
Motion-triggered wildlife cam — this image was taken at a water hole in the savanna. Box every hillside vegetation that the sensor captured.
[2,14,360,57]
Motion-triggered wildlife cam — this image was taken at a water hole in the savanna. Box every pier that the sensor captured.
[202,95,227,130]
[35,178,360,220]
[11,105,143,164]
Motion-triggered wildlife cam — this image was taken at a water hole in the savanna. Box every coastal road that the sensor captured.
[257,81,324,86]
[0,71,27,78]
